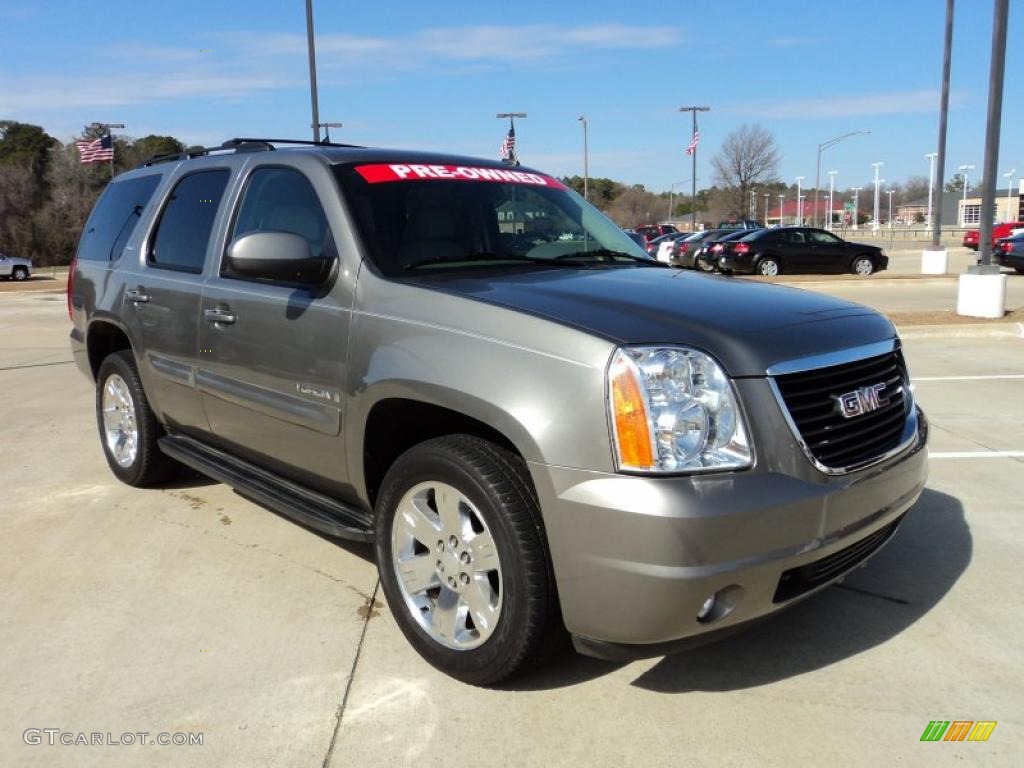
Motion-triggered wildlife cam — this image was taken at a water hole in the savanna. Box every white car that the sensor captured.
[0,253,32,281]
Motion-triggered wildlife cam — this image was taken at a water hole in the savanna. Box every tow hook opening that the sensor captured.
[696,585,743,624]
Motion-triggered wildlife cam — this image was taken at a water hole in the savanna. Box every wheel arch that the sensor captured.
[86,319,135,380]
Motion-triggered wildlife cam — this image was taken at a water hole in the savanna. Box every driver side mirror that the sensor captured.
[225,231,333,285]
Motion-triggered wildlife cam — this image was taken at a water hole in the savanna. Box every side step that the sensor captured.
[158,432,374,543]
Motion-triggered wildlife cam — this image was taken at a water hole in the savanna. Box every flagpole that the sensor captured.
[100,122,124,179]
[497,112,526,166]
[679,106,709,231]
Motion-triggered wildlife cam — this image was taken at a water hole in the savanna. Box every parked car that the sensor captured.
[995,234,1024,273]
[718,219,764,230]
[0,252,33,281]
[681,229,734,270]
[668,231,708,267]
[697,229,755,272]
[633,223,679,249]
[963,222,1022,251]
[69,139,926,685]
[654,232,689,263]
[718,227,889,276]
[623,230,646,250]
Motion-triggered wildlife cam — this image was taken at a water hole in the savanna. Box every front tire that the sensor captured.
[12,267,27,281]
[851,256,875,276]
[375,435,556,685]
[95,350,178,486]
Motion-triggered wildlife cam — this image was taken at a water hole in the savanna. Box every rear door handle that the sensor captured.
[126,288,150,304]
[204,307,236,325]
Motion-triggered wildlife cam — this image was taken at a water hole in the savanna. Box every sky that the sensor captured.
[1,0,1021,195]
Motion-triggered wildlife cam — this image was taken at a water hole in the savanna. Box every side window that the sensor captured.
[809,230,841,244]
[77,175,162,262]
[786,230,806,244]
[149,170,230,273]
[225,167,335,279]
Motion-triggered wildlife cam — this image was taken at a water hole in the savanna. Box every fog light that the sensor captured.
[697,595,716,622]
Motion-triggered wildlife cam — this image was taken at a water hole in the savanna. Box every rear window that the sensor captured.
[76,175,162,262]
[148,170,230,273]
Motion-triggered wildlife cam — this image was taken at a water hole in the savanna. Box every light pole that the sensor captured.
[497,112,527,165]
[668,179,693,221]
[750,187,757,219]
[871,161,884,229]
[827,170,838,229]
[315,121,343,143]
[925,152,938,233]
[851,186,862,229]
[578,115,589,201]
[975,0,1009,271]
[762,192,769,223]
[886,189,895,227]
[795,176,804,224]
[305,0,320,143]
[1003,168,1015,221]
[778,194,785,225]
[813,130,870,227]
[679,106,710,233]
[958,163,975,224]
[93,122,124,178]
[930,0,955,250]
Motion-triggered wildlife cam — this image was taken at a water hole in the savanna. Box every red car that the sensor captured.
[963,222,1021,250]
[633,224,679,250]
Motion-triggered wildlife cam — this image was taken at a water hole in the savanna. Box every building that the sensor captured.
[956,182,1023,227]
[896,194,959,226]
[767,199,844,227]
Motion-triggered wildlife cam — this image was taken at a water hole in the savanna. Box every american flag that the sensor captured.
[500,124,516,160]
[75,135,114,164]
[684,130,700,156]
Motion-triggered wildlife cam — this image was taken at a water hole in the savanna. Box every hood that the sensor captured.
[846,241,884,252]
[410,267,896,377]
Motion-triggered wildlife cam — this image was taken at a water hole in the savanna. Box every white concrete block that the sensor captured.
[956,273,1007,318]
[921,249,948,275]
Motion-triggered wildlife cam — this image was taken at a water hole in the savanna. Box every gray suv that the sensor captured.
[69,139,928,684]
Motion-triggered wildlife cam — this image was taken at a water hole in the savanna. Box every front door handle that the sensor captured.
[126,288,150,304]
[204,307,236,325]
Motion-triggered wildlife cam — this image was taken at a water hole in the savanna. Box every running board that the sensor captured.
[158,432,374,542]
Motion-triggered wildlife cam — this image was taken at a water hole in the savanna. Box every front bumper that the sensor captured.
[528,393,928,657]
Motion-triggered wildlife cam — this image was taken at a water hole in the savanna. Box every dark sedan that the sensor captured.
[679,229,735,269]
[718,227,888,276]
[697,229,758,272]
[995,234,1024,274]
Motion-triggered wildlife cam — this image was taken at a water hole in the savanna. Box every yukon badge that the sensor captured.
[835,382,889,419]
[296,383,340,403]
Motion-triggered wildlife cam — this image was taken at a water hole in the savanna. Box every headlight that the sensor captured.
[608,346,752,473]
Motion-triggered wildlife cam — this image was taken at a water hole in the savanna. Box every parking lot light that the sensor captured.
[827,170,838,230]
[795,176,804,225]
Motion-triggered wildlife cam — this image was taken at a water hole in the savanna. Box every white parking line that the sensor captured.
[914,374,1024,381]
[930,451,1024,459]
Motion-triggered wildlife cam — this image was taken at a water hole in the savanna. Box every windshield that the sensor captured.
[334,163,652,275]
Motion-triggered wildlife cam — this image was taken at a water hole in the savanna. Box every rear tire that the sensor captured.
[375,435,557,685]
[12,267,27,281]
[755,257,780,276]
[95,350,178,486]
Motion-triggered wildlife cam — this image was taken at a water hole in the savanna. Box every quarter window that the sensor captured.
[77,175,161,262]
[225,167,336,280]
[148,170,230,273]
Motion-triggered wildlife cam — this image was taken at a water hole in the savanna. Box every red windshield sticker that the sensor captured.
[355,163,564,188]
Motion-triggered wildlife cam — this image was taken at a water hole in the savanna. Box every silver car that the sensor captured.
[69,140,928,685]
[0,253,32,281]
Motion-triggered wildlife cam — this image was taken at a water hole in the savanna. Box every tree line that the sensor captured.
[0,121,184,265]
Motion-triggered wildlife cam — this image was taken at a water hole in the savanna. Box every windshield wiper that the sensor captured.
[552,248,667,266]
[404,253,574,270]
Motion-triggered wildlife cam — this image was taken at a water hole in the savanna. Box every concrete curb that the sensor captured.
[896,321,1024,339]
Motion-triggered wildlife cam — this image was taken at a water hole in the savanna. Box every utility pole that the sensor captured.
[578,115,589,201]
[305,0,321,143]
[925,152,938,234]
[871,161,884,229]
[852,187,862,229]
[315,122,343,143]
[958,163,975,224]
[814,130,870,226]
[795,176,804,225]
[887,189,895,228]
[679,106,709,233]
[827,170,838,229]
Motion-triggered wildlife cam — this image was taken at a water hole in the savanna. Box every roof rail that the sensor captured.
[140,137,362,167]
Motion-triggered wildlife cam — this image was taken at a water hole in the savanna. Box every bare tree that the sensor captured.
[605,186,664,228]
[711,124,780,219]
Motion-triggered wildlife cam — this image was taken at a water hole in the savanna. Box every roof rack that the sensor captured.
[141,137,363,167]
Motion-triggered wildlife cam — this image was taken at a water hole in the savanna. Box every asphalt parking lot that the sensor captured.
[2,290,1021,767]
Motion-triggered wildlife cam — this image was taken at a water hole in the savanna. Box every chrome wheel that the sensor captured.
[758,259,779,276]
[102,374,138,468]
[391,481,502,650]
[853,257,874,275]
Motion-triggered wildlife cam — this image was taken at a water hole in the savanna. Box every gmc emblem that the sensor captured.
[835,382,889,419]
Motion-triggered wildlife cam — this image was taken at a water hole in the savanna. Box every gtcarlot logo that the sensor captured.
[23,729,204,747]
